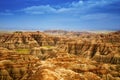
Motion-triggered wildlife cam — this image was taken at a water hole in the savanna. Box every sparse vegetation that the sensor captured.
[0,31,119,80]
[15,49,30,54]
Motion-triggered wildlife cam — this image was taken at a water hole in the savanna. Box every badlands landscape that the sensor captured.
[0,30,120,80]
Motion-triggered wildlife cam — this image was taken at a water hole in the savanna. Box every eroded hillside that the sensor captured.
[0,30,119,80]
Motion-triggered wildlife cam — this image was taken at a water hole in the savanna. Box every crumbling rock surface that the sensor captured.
[0,31,39,49]
[0,47,40,80]
[92,54,120,64]
[66,42,118,57]
[30,46,58,60]
[29,55,120,80]
[31,32,55,46]
[0,31,56,49]
[0,31,119,80]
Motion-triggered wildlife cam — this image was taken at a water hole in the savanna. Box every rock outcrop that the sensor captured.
[0,31,57,49]
[29,55,120,80]
[0,31,39,49]
[30,46,57,60]
[0,47,40,80]
[0,30,119,80]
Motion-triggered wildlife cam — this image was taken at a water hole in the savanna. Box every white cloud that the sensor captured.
[71,0,84,7]
[22,5,56,14]
[57,7,73,13]
[20,0,120,15]
[21,4,74,14]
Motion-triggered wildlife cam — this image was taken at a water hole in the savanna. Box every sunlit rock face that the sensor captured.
[31,32,55,46]
[66,42,118,57]
[29,56,97,80]
[30,46,58,60]
[0,47,40,80]
[0,31,56,49]
[0,31,120,80]
[29,55,120,80]
[0,31,39,49]
[56,31,120,63]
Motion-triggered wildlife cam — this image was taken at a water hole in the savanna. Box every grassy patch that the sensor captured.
[16,49,30,54]
[42,46,53,48]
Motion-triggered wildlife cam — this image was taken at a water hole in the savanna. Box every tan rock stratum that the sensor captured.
[0,30,119,80]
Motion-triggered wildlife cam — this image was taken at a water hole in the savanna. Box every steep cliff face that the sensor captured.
[31,32,55,46]
[0,47,40,80]
[0,31,57,49]
[58,31,120,64]
[0,31,119,80]
[67,42,116,56]
[99,31,120,44]
[0,31,39,49]
[29,55,120,80]
[30,46,57,60]
[92,54,120,64]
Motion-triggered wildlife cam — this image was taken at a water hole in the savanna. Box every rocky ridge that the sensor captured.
[0,30,119,80]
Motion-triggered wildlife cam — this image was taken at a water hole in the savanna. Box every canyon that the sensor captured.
[0,30,119,80]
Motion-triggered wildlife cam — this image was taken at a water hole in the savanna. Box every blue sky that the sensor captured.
[0,0,120,31]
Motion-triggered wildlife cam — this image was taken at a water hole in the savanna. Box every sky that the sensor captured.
[0,0,120,31]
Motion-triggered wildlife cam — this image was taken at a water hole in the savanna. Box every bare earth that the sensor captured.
[0,30,120,80]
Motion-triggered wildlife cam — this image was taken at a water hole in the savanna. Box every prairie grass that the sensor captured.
[42,46,53,48]
[16,49,30,54]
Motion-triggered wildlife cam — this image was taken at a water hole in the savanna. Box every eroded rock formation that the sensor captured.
[0,47,40,80]
[0,30,119,80]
